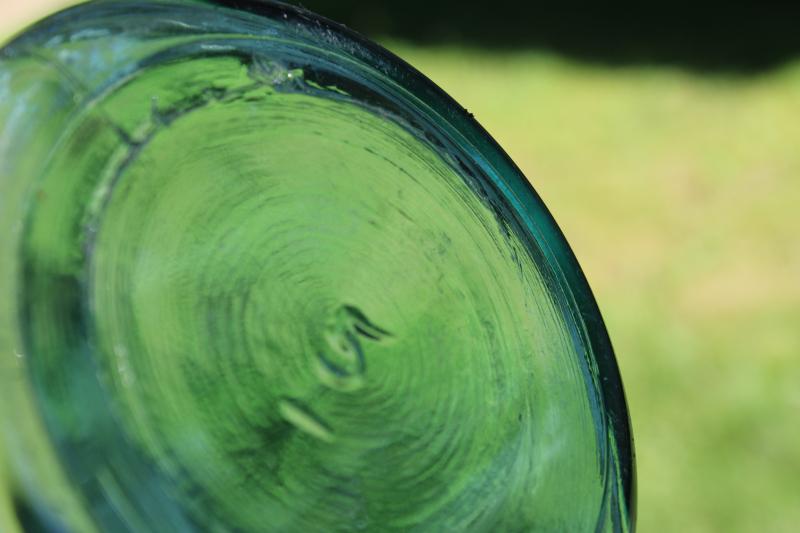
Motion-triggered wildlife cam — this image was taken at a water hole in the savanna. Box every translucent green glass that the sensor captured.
[0,1,634,531]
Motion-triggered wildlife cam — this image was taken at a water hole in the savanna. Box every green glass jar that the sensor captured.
[0,1,634,531]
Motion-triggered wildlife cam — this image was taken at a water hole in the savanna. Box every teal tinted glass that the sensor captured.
[0,1,634,531]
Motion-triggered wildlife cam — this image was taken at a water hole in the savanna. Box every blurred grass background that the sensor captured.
[2,1,799,532]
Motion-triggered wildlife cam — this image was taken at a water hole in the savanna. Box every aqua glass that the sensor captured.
[0,1,634,531]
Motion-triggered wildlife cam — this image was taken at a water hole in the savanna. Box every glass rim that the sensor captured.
[3,0,636,527]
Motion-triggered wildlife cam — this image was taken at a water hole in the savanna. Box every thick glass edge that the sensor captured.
[235,1,638,524]
[196,1,637,523]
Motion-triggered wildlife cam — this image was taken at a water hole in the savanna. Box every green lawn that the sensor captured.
[386,43,800,532]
